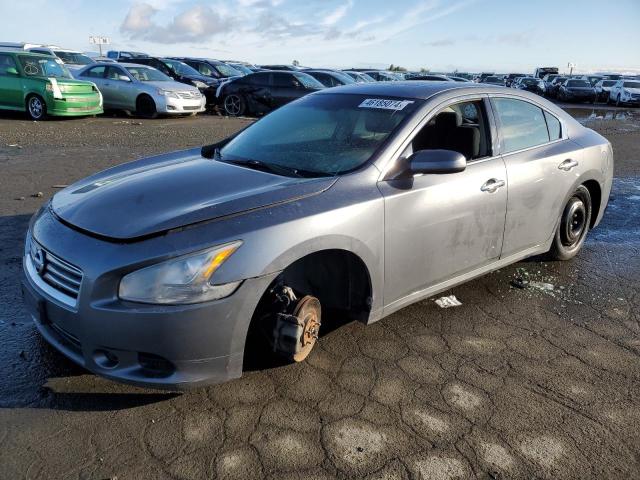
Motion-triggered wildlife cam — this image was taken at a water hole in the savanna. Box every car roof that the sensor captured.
[0,49,53,57]
[315,81,491,99]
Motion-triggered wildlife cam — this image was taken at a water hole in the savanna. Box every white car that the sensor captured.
[608,79,640,106]
[27,45,96,75]
[594,79,617,102]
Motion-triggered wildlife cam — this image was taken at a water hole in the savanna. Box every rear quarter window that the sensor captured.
[544,111,561,141]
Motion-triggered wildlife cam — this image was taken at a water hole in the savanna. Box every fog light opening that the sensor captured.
[138,352,175,378]
[93,349,119,369]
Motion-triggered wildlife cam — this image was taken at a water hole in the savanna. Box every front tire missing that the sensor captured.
[549,185,592,261]
[224,94,246,116]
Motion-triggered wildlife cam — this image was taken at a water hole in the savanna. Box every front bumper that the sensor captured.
[157,95,206,115]
[48,93,103,117]
[21,216,277,390]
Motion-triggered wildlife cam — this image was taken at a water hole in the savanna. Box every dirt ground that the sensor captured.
[0,107,639,480]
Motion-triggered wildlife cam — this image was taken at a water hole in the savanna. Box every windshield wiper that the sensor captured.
[225,158,307,178]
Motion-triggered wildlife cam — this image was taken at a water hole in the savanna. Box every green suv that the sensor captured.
[0,50,103,120]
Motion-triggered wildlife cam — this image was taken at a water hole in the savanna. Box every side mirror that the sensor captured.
[405,149,467,176]
[118,75,131,82]
[6,67,18,75]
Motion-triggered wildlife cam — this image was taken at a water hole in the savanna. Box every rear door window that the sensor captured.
[0,54,18,76]
[492,98,550,153]
[82,66,106,78]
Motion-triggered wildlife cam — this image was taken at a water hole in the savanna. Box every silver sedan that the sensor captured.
[76,62,205,118]
[22,82,612,389]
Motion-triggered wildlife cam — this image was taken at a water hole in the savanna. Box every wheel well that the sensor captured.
[582,180,601,228]
[136,93,155,107]
[242,249,372,371]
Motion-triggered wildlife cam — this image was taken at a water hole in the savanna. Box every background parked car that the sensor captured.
[122,57,218,107]
[342,71,375,83]
[26,46,95,74]
[504,73,526,87]
[258,65,301,71]
[595,79,618,102]
[478,75,503,85]
[303,70,355,87]
[76,62,205,118]
[361,70,399,81]
[608,79,640,106]
[219,70,324,116]
[171,57,244,82]
[106,51,148,61]
[406,74,453,81]
[0,50,102,120]
[447,76,472,82]
[557,79,596,103]
[579,75,603,86]
[514,76,546,95]
[546,76,569,98]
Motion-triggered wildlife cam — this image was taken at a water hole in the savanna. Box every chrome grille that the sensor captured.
[177,91,201,99]
[31,241,83,300]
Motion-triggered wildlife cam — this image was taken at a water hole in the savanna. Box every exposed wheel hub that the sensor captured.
[269,290,322,363]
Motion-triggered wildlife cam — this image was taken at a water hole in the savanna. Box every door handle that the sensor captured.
[558,159,579,171]
[481,179,506,193]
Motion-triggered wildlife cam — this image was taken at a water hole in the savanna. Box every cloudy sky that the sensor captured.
[2,0,639,72]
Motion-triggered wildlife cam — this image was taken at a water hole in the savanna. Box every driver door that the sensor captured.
[378,97,508,310]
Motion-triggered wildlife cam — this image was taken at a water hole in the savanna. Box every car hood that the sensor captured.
[51,148,337,241]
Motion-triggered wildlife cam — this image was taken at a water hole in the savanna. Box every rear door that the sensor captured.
[0,53,23,109]
[104,66,131,108]
[490,96,578,257]
[271,73,299,107]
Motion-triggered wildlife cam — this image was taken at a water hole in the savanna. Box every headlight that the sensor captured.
[157,89,179,99]
[192,80,208,89]
[119,241,242,304]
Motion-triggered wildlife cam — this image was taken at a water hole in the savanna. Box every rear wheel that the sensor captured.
[549,185,592,261]
[136,95,157,119]
[26,95,47,120]
[223,94,246,116]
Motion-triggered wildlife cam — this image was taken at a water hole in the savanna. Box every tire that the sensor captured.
[26,95,47,121]
[136,95,157,119]
[223,94,246,116]
[549,185,592,261]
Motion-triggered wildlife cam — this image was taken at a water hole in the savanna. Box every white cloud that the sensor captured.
[322,0,353,26]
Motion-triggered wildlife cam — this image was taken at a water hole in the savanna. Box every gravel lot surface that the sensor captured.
[0,108,639,480]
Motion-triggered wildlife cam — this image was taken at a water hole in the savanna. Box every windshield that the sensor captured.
[332,71,356,84]
[125,66,172,82]
[602,80,616,86]
[229,63,252,75]
[623,81,640,89]
[18,55,72,79]
[162,59,201,77]
[219,94,421,176]
[293,72,325,89]
[53,51,94,65]
[485,76,501,83]
[215,63,243,77]
[522,78,537,85]
[567,80,591,87]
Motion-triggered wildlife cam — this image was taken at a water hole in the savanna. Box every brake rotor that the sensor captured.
[292,296,321,362]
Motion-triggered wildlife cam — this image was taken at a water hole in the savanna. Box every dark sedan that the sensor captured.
[122,57,218,107]
[304,70,355,87]
[514,77,546,95]
[546,76,568,98]
[557,79,596,103]
[171,57,244,82]
[219,70,324,116]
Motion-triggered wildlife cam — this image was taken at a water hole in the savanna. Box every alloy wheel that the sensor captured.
[28,97,44,120]
[224,95,242,116]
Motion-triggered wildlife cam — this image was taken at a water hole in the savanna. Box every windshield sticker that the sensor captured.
[359,98,414,111]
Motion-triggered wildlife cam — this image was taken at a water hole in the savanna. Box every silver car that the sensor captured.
[76,62,205,118]
[22,82,612,389]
